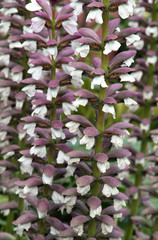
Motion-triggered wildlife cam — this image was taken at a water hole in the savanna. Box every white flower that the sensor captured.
[114,213,123,219]
[73,98,88,108]
[103,41,121,55]
[140,123,149,132]
[120,73,135,82]
[67,137,77,145]
[62,102,77,115]
[0,21,10,36]
[111,133,128,148]
[30,145,46,158]
[65,121,80,133]
[118,0,136,19]
[4,151,14,160]
[23,186,38,196]
[68,157,80,165]
[128,21,139,28]
[125,34,140,46]
[77,185,90,196]
[133,40,144,50]
[28,66,43,80]
[130,71,143,82]
[101,223,113,235]
[145,26,158,38]
[70,2,83,15]
[97,161,110,173]
[14,222,31,237]
[9,41,22,49]
[11,72,23,83]
[80,135,95,150]
[121,56,134,67]
[37,209,48,219]
[47,46,58,60]
[62,64,75,75]
[56,150,70,164]
[16,99,24,109]
[62,15,78,35]
[24,123,36,137]
[102,104,116,119]
[147,56,157,65]
[42,173,53,186]
[31,105,47,118]
[1,209,10,216]
[0,87,10,105]
[23,26,33,34]
[135,158,145,166]
[124,97,137,107]
[0,166,6,174]
[102,184,119,197]
[50,226,60,235]
[151,134,158,145]
[64,196,77,213]
[143,91,153,100]
[90,205,102,218]
[18,156,33,175]
[31,17,46,33]
[0,54,10,66]
[65,165,76,177]
[73,224,84,236]
[22,85,36,97]
[117,157,130,169]
[47,86,60,100]
[91,75,108,89]
[0,116,11,125]
[86,9,103,24]
[74,44,90,58]
[26,0,42,11]
[134,6,145,16]
[0,131,7,141]
[51,128,65,140]
[2,67,9,78]
[1,7,18,16]
[71,72,84,88]
[22,40,37,53]
[52,191,64,204]
[114,199,126,211]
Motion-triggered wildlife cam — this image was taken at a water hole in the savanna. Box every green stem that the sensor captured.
[88,5,109,238]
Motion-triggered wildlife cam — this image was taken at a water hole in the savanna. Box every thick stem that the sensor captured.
[88,5,109,238]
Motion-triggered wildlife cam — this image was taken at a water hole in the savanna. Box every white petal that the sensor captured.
[91,75,108,89]
[56,150,70,164]
[86,9,103,24]
[125,34,140,46]
[62,16,78,35]
[26,0,42,11]
[28,66,43,80]
[52,191,64,204]
[90,205,102,218]
[47,86,60,100]
[103,41,121,55]
[42,173,53,185]
[30,145,46,158]
[22,40,37,53]
[31,17,46,33]
[120,73,135,82]
[102,104,116,119]
[22,85,36,97]
[124,97,137,107]
[77,185,90,195]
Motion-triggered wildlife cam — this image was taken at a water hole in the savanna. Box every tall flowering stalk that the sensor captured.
[121,0,158,239]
